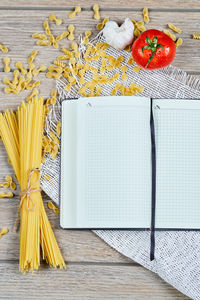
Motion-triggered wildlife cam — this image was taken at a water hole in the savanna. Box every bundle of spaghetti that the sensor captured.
[0,98,65,272]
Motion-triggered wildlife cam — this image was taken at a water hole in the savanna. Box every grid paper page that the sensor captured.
[76,96,151,228]
[154,99,200,229]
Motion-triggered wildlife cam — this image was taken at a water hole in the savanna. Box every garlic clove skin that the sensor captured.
[103,18,134,50]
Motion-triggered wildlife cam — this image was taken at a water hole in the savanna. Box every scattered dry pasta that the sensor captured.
[3,57,11,73]
[0,43,8,53]
[61,47,73,58]
[71,42,80,58]
[120,65,128,81]
[36,40,51,46]
[0,227,8,238]
[112,55,123,69]
[133,65,142,72]
[50,34,59,49]
[93,4,100,20]
[68,6,81,19]
[5,175,12,183]
[56,121,61,137]
[56,31,69,41]
[32,33,48,40]
[28,62,35,73]
[43,20,50,34]
[96,42,109,50]
[175,38,183,47]
[42,130,60,160]
[57,55,69,60]
[68,25,75,40]
[64,83,72,92]
[51,144,59,160]
[0,192,13,199]
[79,69,86,85]
[168,23,182,34]
[95,85,102,96]
[51,90,57,105]
[4,86,13,94]
[100,58,107,74]
[118,82,144,96]
[111,83,121,96]
[48,66,62,73]
[48,201,59,214]
[135,21,146,32]
[12,70,20,85]
[0,181,9,188]
[49,13,62,25]
[16,62,27,75]
[93,74,108,81]
[192,34,200,39]
[69,57,76,67]
[26,88,39,102]
[28,50,38,64]
[163,29,176,41]
[97,18,109,30]
[32,65,47,76]
[10,181,16,190]
[3,175,17,190]
[42,20,59,48]
[130,82,144,93]
[26,80,40,90]
[128,56,134,65]
[83,30,92,45]
[2,49,44,95]
[46,72,61,80]
[143,7,149,23]
[50,97,56,105]
[131,19,136,25]
[134,28,141,37]
[53,60,66,68]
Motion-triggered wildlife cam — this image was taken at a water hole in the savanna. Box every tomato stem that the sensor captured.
[142,36,163,68]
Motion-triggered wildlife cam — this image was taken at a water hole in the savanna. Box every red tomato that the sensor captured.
[132,29,176,70]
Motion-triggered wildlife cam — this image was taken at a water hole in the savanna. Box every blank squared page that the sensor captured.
[153,99,200,229]
[76,96,151,228]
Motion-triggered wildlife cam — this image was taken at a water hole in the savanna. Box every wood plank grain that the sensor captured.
[0,261,190,300]
[0,10,199,73]
[0,0,199,10]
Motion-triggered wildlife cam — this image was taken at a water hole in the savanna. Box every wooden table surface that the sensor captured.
[0,1,198,299]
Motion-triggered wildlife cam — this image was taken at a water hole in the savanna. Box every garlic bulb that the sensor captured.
[103,18,134,50]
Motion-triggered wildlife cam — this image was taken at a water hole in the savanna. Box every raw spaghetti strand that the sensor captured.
[0,111,20,181]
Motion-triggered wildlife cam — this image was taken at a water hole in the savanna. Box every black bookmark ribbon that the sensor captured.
[150,99,156,261]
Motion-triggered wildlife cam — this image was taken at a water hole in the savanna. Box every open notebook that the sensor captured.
[60,96,200,231]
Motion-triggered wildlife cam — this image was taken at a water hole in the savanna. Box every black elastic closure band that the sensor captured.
[150,98,156,261]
